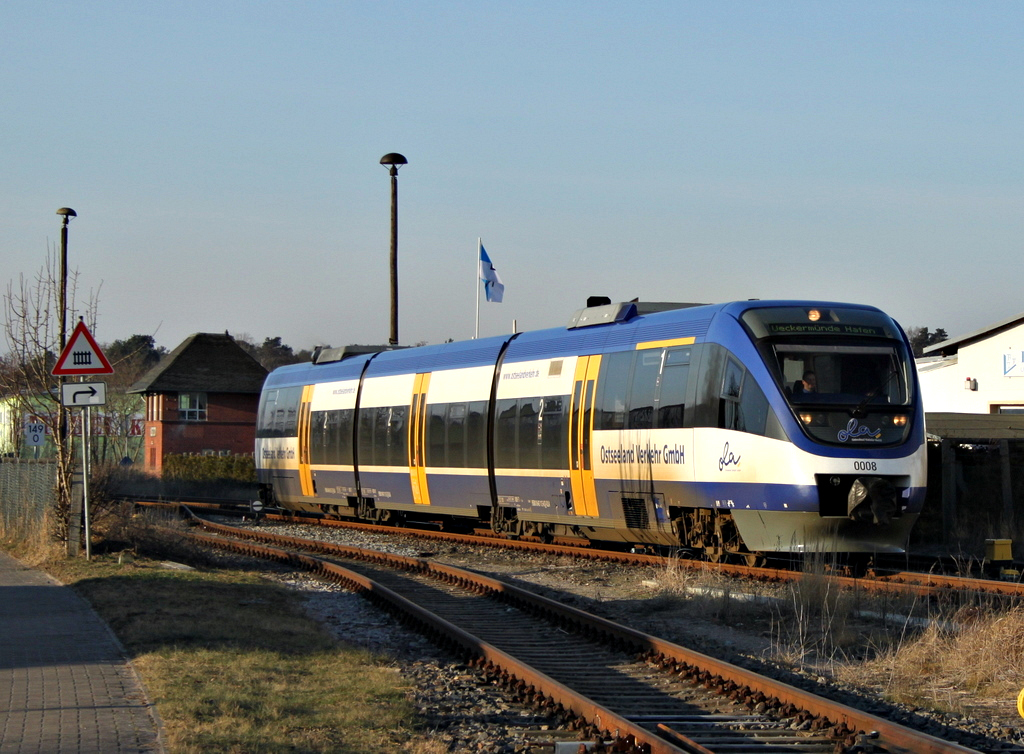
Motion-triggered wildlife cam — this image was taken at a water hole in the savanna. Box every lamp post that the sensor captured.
[55,207,77,555]
[55,208,76,441]
[380,153,407,346]
[56,208,76,354]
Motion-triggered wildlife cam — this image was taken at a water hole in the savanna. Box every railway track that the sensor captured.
[183,513,982,754]
[145,499,1024,604]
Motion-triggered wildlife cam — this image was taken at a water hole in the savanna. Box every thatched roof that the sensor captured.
[128,333,267,395]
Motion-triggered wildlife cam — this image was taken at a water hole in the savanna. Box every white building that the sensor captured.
[917,312,1024,416]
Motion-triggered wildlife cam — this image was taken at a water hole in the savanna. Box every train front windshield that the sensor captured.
[742,306,915,446]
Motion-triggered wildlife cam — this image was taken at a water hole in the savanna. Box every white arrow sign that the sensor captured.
[61,381,107,407]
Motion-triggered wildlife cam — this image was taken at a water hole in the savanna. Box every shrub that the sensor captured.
[162,454,256,483]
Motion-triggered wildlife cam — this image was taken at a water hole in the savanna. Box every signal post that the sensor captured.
[52,320,114,559]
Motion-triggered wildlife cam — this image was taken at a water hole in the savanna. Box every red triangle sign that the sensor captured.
[52,321,114,376]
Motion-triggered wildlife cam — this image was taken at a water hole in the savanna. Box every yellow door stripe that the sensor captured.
[409,373,431,505]
[636,336,696,350]
[298,384,315,497]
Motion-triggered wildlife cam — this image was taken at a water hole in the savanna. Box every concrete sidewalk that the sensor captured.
[0,551,163,753]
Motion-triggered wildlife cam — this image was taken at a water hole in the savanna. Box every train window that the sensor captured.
[308,409,352,466]
[257,390,278,437]
[738,379,770,435]
[427,404,447,466]
[692,345,723,428]
[386,406,407,467]
[719,359,744,430]
[664,347,691,367]
[374,407,392,465]
[466,401,487,468]
[518,398,542,469]
[357,407,375,466]
[595,351,632,430]
[540,396,567,469]
[658,348,691,429]
[257,387,302,437]
[495,399,518,468]
[718,358,770,435]
[336,408,353,465]
[448,403,467,468]
[722,360,743,400]
[629,351,661,429]
[310,411,329,464]
[324,411,339,463]
[357,405,408,467]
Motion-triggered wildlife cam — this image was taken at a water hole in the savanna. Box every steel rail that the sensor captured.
[144,500,1024,605]
[185,528,687,754]
[188,516,979,754]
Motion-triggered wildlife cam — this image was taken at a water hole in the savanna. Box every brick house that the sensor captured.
[128,333,268,474]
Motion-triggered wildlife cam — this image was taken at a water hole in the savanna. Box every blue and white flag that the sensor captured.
[479,245,504,303]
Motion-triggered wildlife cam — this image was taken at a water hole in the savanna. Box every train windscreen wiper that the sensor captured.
[852,366,899,418]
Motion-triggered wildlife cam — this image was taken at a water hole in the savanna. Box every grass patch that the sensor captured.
[834,605,1024,719]
[42,554,429,753]
[653,553,1024,726]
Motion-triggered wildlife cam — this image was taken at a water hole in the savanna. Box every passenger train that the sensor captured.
[255,299,926,560]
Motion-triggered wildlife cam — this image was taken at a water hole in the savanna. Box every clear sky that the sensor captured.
[3,2,1022,353]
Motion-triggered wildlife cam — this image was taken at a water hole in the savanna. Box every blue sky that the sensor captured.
[3,2,1021,353]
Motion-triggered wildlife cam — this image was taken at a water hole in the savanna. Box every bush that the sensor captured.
[162,454,256,483]
[88,457,258,510]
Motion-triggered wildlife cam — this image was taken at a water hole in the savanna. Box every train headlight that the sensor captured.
[892,415,908,427]
[807,309,821,322]
[799,413,827,426]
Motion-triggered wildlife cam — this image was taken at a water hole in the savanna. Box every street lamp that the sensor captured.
[55,207,77,554]
[380,153,407,346]
[55,208,77,354]
[55,208,76,443]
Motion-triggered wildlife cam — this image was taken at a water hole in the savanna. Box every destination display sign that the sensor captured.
[767,323,886,337]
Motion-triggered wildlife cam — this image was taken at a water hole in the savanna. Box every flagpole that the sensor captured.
[474,237,481,339]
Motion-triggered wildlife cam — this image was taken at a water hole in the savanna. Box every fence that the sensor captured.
[0,458,56,536]
[911,439,1024,556]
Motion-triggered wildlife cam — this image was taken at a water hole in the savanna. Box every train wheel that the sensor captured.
[379,510,405,527]
[491,507,523,538]
[704,546,726,563]
[523,522,553,543]
[742,552,766,568]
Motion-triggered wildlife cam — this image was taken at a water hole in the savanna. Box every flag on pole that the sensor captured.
[479,244,504,303]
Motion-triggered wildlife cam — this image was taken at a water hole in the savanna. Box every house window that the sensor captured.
[179,392,207,421]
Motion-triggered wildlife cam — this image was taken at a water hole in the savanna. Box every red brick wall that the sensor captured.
[142,392,259,474]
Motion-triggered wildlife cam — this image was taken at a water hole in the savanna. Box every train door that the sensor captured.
[408,373,431,505]
[568,355,601,517]
[297,384,315,497]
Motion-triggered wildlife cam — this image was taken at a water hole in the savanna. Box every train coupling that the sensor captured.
[847,477,897,525]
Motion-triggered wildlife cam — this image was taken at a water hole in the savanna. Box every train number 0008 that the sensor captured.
[853,461,878,471]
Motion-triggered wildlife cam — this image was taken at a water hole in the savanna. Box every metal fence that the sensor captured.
[0,458,56,534]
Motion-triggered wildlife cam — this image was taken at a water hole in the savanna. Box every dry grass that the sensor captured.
[655,552,775,625]
[655,551,1024,725]
[43,554,436,753]
[9,508,456,754]
[835,605,1024,719]
[0,509,65,565]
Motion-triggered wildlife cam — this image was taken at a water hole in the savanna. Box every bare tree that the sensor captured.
[1,247,97,545]
[97,334,165,464]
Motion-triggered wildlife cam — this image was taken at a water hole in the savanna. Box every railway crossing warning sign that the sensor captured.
[51,321,114,376]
